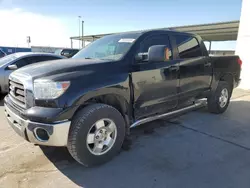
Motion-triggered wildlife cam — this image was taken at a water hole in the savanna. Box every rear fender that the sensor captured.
[211,73,234,93]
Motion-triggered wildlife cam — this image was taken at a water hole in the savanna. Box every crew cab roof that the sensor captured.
[110,29,199,39]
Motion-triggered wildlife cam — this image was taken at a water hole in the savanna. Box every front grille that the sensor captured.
[9,79,26,108]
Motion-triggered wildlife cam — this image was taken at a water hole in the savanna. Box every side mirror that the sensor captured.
[8,64,18,70]
[148,45,170,63]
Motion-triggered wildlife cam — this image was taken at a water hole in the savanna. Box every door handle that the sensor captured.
[169,65,179,71]
[204,62,212,67]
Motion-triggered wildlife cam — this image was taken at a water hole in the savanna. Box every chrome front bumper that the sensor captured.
[4,103,71,146]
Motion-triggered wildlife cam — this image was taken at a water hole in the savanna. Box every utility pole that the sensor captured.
[27,36,31,48]
[82,20,84,48]
[78,16,81,49]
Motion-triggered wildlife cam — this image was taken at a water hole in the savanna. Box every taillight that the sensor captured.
[237,58,242,68]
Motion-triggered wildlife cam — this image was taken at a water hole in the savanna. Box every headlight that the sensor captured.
[34,80,70,99]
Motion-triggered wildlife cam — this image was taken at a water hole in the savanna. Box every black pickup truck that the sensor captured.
[4,30,241,167]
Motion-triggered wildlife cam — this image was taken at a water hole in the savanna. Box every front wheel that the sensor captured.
[207,81,232,114]
[67,104,126,167]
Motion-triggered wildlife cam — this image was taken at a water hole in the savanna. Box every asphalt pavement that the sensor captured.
[1,89,250,188]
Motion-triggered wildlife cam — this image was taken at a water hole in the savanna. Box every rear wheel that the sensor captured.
[207,81,232,114]
[67,103,126,167]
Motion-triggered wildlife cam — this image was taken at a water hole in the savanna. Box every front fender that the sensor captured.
[60,72,131,108]
[75,85,131,106]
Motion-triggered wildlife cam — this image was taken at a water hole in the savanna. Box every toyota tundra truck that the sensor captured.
[4,30,241,167]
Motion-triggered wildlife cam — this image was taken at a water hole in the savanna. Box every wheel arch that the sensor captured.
[73,92,132,130]
[220,73,234,92]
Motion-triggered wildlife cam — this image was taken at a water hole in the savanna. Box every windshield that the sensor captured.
[73,33,141,61]
[0,54,19,67]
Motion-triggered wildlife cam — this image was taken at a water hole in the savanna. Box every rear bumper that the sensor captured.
[4,102,71,146]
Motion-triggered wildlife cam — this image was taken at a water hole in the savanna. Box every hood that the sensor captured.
[14,58,113,79]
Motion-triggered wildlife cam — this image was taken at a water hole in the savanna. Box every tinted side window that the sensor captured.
[140,34,172,59]
[38,56,61,62]
[15,58,29,68]
[72,50,79,55]
[15,57,37,68]
[62,49,79,58]
[175,35,202,58]
[61,50,70,57]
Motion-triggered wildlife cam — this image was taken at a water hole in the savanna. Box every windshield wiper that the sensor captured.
[84,57,93,59]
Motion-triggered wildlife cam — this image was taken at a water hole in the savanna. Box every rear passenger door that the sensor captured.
[132,34,179,120]
[174,35,211,104]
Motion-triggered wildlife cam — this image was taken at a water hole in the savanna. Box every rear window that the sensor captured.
[175,35,202,58]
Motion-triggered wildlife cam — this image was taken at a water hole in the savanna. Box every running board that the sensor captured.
[130,100,206,128]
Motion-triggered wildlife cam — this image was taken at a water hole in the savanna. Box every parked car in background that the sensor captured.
[0,52,64,93]
[54,48,79,58]
[0,49,6,58]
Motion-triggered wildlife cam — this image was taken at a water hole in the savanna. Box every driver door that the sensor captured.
[132,34,179,120]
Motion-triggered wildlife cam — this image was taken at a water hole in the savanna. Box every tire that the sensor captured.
[67,103,126,167]
[207,81,232,114]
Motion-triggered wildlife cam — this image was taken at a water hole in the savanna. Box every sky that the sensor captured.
[0,0,243,50]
